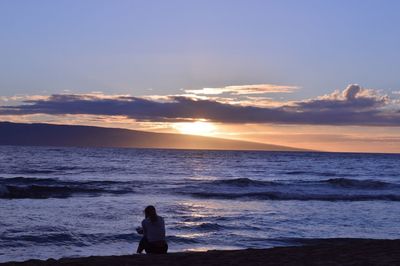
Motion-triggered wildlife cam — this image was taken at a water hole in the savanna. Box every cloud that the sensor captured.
[185,84,298,95]
[294,84,388,111]
[0,95,50,104]
[1,84,399,126]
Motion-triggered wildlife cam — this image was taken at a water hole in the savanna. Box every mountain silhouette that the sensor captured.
[0,122,305,151]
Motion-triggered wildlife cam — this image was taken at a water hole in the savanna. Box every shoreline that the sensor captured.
[1,239,400,266]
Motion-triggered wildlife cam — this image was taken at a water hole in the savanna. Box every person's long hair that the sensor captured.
[144,205,158,222]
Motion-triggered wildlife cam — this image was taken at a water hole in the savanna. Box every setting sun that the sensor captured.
[173,121,216,136]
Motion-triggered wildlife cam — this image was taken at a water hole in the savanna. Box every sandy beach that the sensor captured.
[1,239,399,266]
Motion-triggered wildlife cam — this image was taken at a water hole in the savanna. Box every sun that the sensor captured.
[173,121,216,136]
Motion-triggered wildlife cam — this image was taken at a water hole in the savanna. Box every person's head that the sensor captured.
[144,205,158,222]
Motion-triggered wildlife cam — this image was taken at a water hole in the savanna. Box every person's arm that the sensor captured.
[136,226,143,235]
[141,220,147,237]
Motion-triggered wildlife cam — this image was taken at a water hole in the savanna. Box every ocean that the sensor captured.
[1,145,399,262]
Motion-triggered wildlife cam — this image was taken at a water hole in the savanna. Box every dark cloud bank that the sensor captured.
[1,85,400,126]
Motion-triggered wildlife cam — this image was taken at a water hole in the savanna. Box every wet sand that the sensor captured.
[1,239,399,266]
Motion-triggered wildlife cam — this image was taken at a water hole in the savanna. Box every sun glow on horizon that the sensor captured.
[173,121,216,136]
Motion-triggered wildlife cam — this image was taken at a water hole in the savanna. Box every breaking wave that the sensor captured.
[2,176,399,201]
[203,177,398,189]
[186,191,400,201]
[0,177,136,199]
[179,177,400,202]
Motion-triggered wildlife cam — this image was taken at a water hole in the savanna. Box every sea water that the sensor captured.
[0,146,399,262]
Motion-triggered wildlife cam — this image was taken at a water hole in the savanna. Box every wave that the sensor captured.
[0,176,126,185]
[179,177,400,202]
[186,191,400,201]
[2,176,399,201]
[323,178,391,188]
[284,171,337,177]
[0,177,135,199]
[178,222,227,232]
[0,176,59,184]
[1,233,76,244]
[80,233,140,244]
[202,177,399,189]
[166,235,200,244]
[0,185,113,199]
[209,178,277,187]
[196,222,225,231]
[14,169,58,174]
[0,232,140,247]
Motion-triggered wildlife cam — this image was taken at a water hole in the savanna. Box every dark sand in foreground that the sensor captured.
[2,239,399,266]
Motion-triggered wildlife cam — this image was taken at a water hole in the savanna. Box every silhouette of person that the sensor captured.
[136,205,168,254]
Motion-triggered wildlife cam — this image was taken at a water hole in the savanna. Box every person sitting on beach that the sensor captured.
[136,205,168,254]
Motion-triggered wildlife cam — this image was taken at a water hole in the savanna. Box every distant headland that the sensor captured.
[0,122,305,151]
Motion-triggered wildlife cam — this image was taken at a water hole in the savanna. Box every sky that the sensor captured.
[1,0,400,153]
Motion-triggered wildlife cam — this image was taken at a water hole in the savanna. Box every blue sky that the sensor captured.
[1,0,400,152]
[1,0,400,98]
